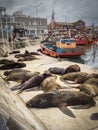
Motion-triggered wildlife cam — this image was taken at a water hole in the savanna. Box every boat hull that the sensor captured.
[76,39,90,45]
[40,43,85,58]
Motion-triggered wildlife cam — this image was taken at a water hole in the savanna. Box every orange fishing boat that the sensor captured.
[40,38,85,58]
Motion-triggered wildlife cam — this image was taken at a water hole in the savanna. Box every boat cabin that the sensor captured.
[56,39,76,48]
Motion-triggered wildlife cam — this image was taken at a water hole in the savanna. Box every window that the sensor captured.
[26,30,29,35]
[61,39,76,43]
[29,21,32,25]
[16,22,24,26]
[38,21,41,25]
[17,22,21,25]
[41,30,44,34]
[33,21,37,25]
[66,42,70,46]
[30,30,35,34]
[36,30,40,34]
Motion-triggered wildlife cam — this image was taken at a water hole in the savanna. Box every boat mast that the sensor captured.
[51,10,55,34]
[69,29,71,39]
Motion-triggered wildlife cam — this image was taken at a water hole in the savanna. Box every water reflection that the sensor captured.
[81,44,98,68]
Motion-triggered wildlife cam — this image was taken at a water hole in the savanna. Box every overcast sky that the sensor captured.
[0,0,98,26]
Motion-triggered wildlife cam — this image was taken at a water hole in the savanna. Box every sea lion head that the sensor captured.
[79,84,97,97]
[17,62,26,67]
[26,93,53,108]
[86,73,96,79]
[64,64,81,74]
[43,70,57,79]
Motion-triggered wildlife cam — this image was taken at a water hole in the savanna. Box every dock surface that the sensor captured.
[0,42,98,130]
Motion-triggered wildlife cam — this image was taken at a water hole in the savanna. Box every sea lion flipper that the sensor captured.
[17,83,27,94]
[26,87,39,92]
[11,82,24,91]
[60,79,76,84]
[71,104,92,109]
[11,84,22,91]
[58,103,76,118]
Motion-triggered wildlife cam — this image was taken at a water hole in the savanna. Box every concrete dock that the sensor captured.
[0,42,98,130]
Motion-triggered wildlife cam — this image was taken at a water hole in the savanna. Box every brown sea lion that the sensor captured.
[39,76,61,92]
[17,55,38,61]
[64,64,81,73]
[14,50,40,58]
[24,50,31,56]
[26,91,96,117]
[15,54,25,58]
[12,71,54,93]
[60,72,88,84]
[14,50,31,58]
[0,62,26,70]
[79,78,98,97]
[30,51,40,55]
[0,59,15,64]
[3,68,31,76]
[86,73,98,79]
[9,50,20,54]
[5,71,39,84]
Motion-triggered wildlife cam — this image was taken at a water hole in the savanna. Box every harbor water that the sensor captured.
[81,44,98,68]
[63,44,98,68]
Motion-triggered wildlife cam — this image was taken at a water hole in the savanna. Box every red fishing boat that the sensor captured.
[76,37,90,45]
[40,38,85,58]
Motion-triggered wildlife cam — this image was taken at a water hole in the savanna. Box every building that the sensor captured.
[13,11,48,37]
[70,20,85,30]
[48,21,67,31]
[86,25,98,39]
[48,19,86,36]
[0,7,6,15]
[0,7,14,40]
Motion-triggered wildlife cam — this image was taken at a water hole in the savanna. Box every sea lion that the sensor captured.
[26,91,96,117]
[48,67,66,75]
[9,50,20,54]
[0,62,26,70]
[15,54,25,58]
[79,78,98,97]
[86,73,98,79]
[48,64,81,75]
[60,72,88,84]
[14,50,40,58]
[12,71,54,93]
[4,71,39,84]
[0,59,15,64]
[39,76,61,92]
[64,64,81,73]
[30,52,40,55]
[3,68,31,76]
[14,50,31,58]
[17,55,38,61]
